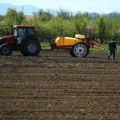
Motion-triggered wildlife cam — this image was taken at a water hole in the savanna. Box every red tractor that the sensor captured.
[0,25,40,56]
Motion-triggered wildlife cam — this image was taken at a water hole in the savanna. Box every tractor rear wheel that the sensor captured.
[70,42,89,57]
[0,44,12,56]
[21,39,40,56]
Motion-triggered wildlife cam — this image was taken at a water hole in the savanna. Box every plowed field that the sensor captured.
[0,51,120,120]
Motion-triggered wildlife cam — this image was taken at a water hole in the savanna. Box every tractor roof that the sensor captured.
[14,25,35,29]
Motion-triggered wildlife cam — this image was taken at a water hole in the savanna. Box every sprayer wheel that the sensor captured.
[70,42,89,57]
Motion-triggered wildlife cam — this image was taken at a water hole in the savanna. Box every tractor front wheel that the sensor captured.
[0,44,12,56]
[70,42,89,57]
[22,39,40,56]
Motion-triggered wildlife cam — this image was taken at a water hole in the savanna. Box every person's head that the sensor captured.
[112,38,114,41]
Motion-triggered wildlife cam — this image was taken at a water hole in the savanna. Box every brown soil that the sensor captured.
[0,50,120,120]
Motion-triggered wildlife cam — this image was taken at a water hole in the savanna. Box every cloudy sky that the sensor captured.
[0,0,120,13]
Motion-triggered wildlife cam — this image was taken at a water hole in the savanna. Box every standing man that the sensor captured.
[108,38,117,60]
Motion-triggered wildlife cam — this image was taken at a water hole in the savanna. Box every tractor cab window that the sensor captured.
[26,28,34,36]
[14,28,26,38]
[14,28,26,45]
[14,28,17,36]
[18,28,25,38]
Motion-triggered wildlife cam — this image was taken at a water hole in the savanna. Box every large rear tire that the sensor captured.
[21,39,40,56]
[0,44,12,56]
[70,42,89,57]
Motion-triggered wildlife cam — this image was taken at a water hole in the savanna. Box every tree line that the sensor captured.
[0,8,120,44]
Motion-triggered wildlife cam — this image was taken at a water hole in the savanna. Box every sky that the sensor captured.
[0,0,120,14]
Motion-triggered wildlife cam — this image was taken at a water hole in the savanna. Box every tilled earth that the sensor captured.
[0,50,120,120]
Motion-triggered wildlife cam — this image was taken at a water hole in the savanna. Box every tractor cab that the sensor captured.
[13,25,35,45]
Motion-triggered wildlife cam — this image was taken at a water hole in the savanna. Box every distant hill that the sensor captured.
[0,3,120,17]
[0,3,39,15]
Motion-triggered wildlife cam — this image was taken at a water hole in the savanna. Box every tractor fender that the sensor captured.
[21,36,40,48]
[22,36,40,43]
